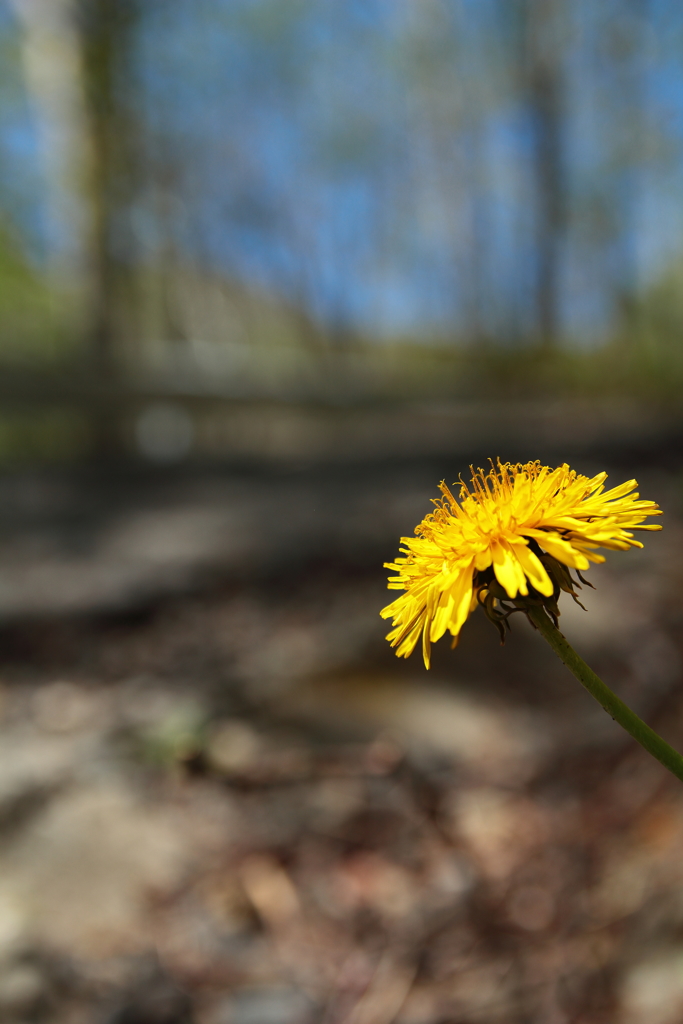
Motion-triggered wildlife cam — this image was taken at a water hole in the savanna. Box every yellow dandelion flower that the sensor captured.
[381,460,662,668]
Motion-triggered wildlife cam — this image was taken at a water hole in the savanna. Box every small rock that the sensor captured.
[216,987,311,1024]
[206,720,261,775]
[31,682,100,734]
[0,961,45,1012]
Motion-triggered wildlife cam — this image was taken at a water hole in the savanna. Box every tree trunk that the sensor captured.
[520,0,566,350]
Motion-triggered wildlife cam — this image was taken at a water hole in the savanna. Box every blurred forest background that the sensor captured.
[1,0,683,460]
[0,3,683,1024]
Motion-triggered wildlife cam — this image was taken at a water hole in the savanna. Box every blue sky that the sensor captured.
[2,0,683,344]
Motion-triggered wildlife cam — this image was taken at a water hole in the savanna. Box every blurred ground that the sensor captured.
[0,452,680,1023]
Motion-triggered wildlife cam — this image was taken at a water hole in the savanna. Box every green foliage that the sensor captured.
[135,702,208,768]
[0,408,89,464]
[0,227,76,366]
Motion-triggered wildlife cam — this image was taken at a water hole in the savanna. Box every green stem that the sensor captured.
[527,604,683,784]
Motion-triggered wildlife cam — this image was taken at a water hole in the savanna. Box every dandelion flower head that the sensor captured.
[381,461,662,668]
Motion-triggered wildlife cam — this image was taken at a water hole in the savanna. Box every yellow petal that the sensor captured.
[514,542,553,597]
[492,542,527,598]
[447,570,475,640]
[525,530,590,571]
[429,563,474,643]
